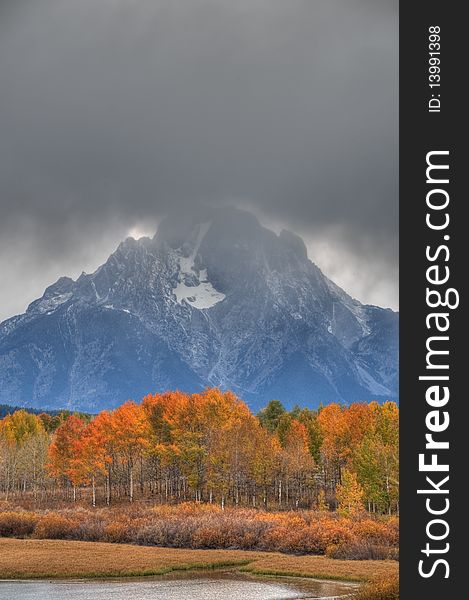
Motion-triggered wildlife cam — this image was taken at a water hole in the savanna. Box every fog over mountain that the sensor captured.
[0,0,398,322]
[0,208,398,412]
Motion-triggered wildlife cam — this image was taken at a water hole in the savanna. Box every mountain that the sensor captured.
[0,207,398,411]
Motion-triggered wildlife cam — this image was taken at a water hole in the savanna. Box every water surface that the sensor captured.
[0,572,357,600]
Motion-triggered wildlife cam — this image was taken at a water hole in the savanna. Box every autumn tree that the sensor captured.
[48,415,87,501]
[1,393,399,514]
[251,425,281,508]
[336,469,365,516]
[71,419,111,506]
[279,419,316,508]
[352,402,399,513]
[142,393,179,500]
[293,407,323,463]
[110,401,149,502]
[316,403,348,504]
[0,410,48,499]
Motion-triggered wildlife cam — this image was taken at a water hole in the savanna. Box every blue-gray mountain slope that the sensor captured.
[0,208,398,411]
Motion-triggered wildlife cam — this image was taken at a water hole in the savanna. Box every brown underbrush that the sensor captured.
[0,502,398,558]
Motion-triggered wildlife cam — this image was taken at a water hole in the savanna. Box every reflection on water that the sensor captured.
[0,572,357,600]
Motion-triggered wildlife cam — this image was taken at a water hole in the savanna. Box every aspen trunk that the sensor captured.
[129,467,134,502]
[92,475,96,507]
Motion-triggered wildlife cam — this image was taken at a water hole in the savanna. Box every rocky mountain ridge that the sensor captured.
[0,208,398,411]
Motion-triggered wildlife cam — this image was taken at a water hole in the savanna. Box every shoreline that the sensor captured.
[0,572,360,588]
[0,538,397,583]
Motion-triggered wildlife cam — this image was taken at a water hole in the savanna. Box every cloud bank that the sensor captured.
[0,0,398,321]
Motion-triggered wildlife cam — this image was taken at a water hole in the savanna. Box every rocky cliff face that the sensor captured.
[0,208,398,411]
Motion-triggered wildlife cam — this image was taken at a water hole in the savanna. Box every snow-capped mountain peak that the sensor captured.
[0,207,398,412]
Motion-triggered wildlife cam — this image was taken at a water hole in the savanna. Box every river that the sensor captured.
[0,572,357,599]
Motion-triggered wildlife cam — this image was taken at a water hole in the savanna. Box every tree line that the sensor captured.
[0,389,398,513]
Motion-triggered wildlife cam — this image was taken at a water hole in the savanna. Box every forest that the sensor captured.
[0,389,398,515]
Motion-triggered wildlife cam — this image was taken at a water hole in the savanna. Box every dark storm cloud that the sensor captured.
[0,0,398,320]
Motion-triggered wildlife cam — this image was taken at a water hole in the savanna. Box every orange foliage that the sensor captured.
[2,390,398,514]
[0,504,398,558]
[47,415,87,486]
[0,511,39,537]
[33,513,79,539]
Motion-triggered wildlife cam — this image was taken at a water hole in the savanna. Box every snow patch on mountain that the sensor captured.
[174,274,226,310]
[36,292,73,314]
[173,221,226,309]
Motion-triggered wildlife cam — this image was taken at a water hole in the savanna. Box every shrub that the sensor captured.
[133,518,197,548]
[351,519,397,546]
[33,514,79,540]
[103,521,133,543]
[235,521,269,550]
[354,575,399,600]
[326,540,398,561]
[0,511,39,537]
[1,503,399,559]
[133,523,166,546]
[75,517,105,542]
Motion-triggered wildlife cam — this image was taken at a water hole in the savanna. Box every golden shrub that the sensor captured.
[2,504,398,558]
[354,575,399,600]
[33,514,79,540]
[0,511,39,537]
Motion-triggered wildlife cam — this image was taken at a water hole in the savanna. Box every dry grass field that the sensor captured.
[0,538,398,582]
[240,553,398,582]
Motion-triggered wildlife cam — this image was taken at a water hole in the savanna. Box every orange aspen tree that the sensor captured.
[48,415,87,501]
[110,401,149,502]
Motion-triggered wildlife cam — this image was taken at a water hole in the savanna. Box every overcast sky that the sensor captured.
[0,0,398,322]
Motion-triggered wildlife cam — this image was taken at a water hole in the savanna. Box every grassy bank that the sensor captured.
[0,538,398,582]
